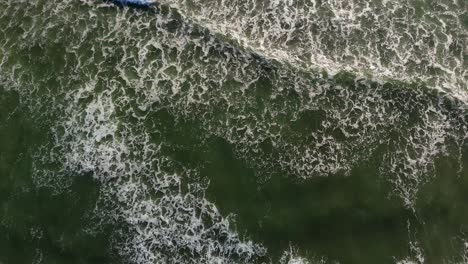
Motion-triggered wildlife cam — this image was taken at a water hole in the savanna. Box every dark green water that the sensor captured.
[1,0,467,263]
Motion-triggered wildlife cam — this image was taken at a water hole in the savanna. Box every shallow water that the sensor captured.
[0,0,467,263]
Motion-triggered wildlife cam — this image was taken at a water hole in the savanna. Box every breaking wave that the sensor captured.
[0,0,466,262]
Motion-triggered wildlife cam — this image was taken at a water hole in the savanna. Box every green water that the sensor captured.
[1,0,467,263]
[0,88,113,263]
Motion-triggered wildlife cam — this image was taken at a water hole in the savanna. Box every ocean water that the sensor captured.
[0,0,467,263]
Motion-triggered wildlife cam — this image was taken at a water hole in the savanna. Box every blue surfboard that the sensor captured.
[111,0,154,7]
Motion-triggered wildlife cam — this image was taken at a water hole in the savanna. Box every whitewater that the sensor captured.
[0,0,467,263]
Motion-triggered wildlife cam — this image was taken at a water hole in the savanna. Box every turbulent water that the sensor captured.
[0,0,467,263]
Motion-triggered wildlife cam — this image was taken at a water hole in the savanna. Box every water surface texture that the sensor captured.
[0,0,467,263]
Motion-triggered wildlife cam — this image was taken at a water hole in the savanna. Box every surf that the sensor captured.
[0,0,467,263]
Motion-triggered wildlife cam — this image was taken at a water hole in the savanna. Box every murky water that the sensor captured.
[0,0,467,263]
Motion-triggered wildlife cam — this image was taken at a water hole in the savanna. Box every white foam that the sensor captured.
[158,0,468,103]
[280,245,332,264]
[1,0,467,262]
